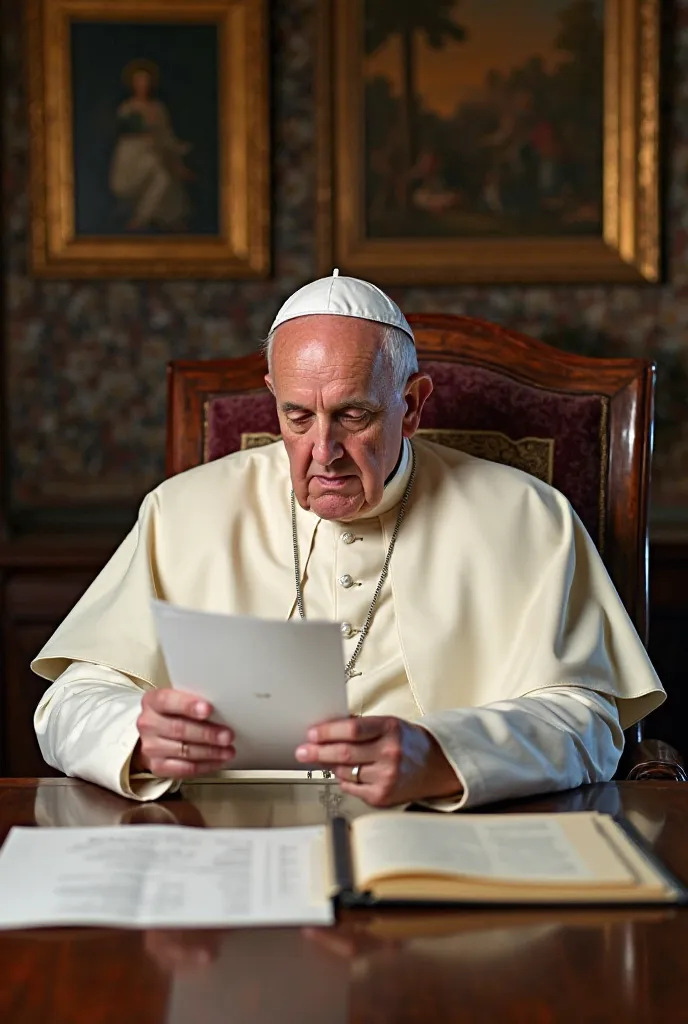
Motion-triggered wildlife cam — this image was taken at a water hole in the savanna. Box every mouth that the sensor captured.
[312,475,356,490]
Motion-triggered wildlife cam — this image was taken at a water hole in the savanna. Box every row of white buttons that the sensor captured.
[340,532,361,638]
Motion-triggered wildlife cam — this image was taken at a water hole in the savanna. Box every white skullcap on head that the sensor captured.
[268,269,415,342]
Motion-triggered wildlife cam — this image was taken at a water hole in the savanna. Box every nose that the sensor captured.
[311,419,344,467]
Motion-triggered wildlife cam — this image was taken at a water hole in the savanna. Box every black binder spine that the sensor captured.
[331,816,376,908]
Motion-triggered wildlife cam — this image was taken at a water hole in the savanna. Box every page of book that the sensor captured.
[351,812,645,891]
[0,825,333,929]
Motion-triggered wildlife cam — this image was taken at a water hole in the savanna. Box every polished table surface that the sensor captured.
[1,778,687,1024]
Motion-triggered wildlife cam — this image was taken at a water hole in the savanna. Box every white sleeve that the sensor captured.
[418,687,623,811]
[34,662,177,802]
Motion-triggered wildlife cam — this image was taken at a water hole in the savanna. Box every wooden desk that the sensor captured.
[0,778,686,1023]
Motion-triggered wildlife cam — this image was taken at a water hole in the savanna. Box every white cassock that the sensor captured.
[31,439,665,807]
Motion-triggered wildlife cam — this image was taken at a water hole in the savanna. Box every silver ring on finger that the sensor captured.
[180,741,190,760]
[351,764,362,784]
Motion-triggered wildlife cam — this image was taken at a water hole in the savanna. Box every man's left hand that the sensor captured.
[295,716,462,806]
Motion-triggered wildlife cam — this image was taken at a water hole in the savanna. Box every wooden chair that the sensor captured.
[166,313,685,781]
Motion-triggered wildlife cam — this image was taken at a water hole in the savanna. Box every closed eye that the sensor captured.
[286,411,313,424]
[340,411,370,423]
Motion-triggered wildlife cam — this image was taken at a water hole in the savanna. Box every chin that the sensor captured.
[309,492,365,521]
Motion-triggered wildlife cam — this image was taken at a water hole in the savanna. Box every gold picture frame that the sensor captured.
[27,0,270,278]
[317,0,660,284]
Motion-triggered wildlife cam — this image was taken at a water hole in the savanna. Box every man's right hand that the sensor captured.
[134,689,235,779]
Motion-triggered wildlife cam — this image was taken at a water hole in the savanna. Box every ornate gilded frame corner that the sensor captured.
[27,0,270,279]
[316,0,660,284]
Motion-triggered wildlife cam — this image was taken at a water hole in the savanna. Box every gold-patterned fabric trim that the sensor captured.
[240,431,281,450]
[202,398,213,464]
[415,428,555,485]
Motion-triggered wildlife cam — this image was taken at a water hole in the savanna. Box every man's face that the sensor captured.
[266,314,432,521]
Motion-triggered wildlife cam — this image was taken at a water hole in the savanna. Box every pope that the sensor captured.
[31,273,665,809]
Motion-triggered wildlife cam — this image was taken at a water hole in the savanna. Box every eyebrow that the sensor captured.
[280,399,380,414]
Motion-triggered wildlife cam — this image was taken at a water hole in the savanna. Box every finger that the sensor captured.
[143,689,214,720]
[337,778,397,807]
[306,716,387,745]
[147,757,232,780]
[146,737,236,764]
[333,763,370,785]
[139,711,234,748]
[295,739,379,767]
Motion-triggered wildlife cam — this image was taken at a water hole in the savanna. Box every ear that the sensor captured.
[401,373,433,437]
[264,374,275,397]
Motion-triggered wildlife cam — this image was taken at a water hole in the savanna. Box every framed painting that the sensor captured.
[317,0,660,284]
[27,0,269,278]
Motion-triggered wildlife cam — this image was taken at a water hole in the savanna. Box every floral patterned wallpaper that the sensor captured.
[4,0,688,531]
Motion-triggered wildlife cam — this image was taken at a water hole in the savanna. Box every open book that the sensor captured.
[333,811,685,906]
[0,811,683,930]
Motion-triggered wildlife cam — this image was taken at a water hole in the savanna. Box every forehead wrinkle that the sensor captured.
[273,351,390,403]
[282,347,380,377]
[276,366,388,408]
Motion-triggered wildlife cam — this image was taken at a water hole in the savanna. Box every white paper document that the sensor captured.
[0,825,334,929]
[152,601,348,770]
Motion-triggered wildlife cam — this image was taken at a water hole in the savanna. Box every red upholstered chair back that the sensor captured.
[166,314,655,646]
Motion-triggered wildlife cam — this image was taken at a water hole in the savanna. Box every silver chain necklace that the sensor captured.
[291,444,416,680]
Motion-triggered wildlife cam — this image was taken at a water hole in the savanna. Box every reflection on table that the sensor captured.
[33,777,372,829]
[145,904,677,1024]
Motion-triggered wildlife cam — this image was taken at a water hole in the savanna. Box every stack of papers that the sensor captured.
[0,825,334,929]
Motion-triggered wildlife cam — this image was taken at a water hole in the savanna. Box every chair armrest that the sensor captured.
[623,739,688,781]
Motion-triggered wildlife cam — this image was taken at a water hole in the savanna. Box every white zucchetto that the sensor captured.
[268,269,415,342]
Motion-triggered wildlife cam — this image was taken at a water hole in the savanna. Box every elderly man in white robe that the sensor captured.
[31,273,665,809]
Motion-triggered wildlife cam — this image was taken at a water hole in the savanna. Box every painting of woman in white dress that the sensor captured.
[109,59,194,232]
[70,19,220,238]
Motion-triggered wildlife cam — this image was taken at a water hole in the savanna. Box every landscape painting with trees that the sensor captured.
[363,0,604,239]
